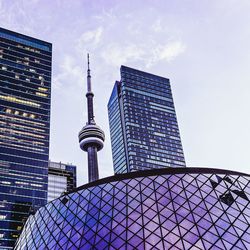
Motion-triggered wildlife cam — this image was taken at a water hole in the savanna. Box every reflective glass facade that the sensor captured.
[108,66,186,173]
[15,168,250,249]
[0,27,51,248]
[48,161,77,202]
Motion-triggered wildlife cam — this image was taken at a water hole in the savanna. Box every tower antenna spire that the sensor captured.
[87,53,90,71]
[86,53,94,123]
[79,54,105,183]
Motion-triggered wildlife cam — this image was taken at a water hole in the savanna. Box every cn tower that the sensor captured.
[78,54,105,182]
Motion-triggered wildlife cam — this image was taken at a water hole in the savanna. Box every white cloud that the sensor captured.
[0,1,37,35]
[93,8,117,23]
[101,43,144,67]
[77,27,103,50]
[53,54,82,90]
[146,41,186,67]
[101,40,186,68]
[159,41,186,61]
[151,18,163,33]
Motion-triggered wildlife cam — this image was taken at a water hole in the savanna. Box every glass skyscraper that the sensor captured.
[0,27,51,249]
[48,161,76,202]
[108,66,186,174]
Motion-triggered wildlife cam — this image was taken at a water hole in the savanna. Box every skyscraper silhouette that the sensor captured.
[0,27,52,248]
[108,65,186,173]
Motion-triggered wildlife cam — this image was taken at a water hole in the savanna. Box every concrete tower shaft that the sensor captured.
[78,54,105,183]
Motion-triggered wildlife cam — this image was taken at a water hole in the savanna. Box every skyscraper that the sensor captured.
[48,161,76,202]
[0,27,51,249]
[108,65,186,174]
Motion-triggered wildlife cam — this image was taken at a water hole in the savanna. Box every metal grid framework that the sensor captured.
[15,168,250,250]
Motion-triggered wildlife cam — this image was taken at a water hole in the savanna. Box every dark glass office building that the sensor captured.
[0,27,51,249]
[48,161,77,202]
[15,167,250,249]
[108,66,186,174]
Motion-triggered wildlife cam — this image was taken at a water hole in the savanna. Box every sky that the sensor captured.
[0,0,250,185]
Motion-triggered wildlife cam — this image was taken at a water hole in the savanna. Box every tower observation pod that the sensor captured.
[78,54,105,182]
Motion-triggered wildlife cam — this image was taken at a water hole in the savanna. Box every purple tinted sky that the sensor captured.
[1,0,250,185]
